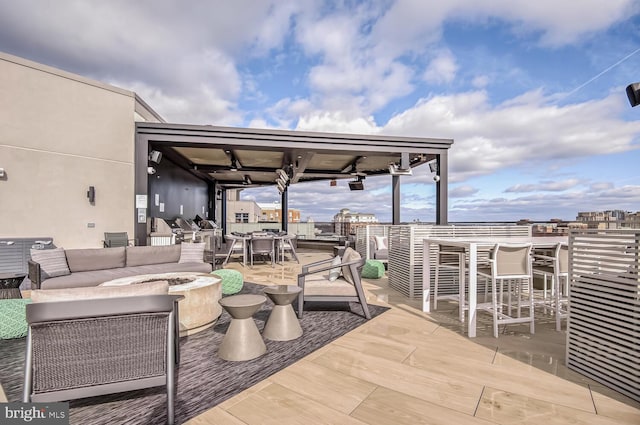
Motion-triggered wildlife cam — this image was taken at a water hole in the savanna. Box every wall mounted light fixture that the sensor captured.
[87,186,95,204]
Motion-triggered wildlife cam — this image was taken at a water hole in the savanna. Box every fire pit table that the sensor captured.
[101,272,222,336]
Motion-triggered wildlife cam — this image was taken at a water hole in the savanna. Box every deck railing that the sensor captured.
[567,229,639,402]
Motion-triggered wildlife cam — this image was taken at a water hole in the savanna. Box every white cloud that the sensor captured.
[505,179,583,193]
[383,89,640,181]
[450,186,480,198]
[296,111,379,134]
[423,50,458,84]
[373,0,637,49]
[472,75,490,89]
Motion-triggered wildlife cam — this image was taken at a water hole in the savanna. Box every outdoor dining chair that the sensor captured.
[278,233,300,263]
[103,232,135,248]
[476,243,535,338]
[223,233,248,266]
[249,233,275,267]
[432,245,467,320]
[532,242,569,331]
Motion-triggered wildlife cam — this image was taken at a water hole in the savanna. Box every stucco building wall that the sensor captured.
[0,52,159,248]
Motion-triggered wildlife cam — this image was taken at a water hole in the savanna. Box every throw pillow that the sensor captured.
[328,256,342,281]
[341,247,362,285]
[30,248,70,279]
[179,242,205,263]
[374,235,388,250]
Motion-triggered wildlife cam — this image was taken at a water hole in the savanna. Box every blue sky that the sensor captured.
[1,0,639,222]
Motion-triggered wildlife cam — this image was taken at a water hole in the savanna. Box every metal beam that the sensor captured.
[436,153,448,225]
[134,133,149,245]
[392,175,400,225]
[281,188,288,233]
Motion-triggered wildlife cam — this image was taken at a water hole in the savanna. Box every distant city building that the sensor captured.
[333,208,378,235]
[258,202,301,223]
[531,221,586,236]
[627,211,640,227]
[225,190,302,224]
[227,200,262,223]
[333,208,378,223]
[576,210,635,229]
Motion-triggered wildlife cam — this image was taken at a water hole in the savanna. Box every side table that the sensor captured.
[0,273,25,299]
[217,294,267,361]
[262,285,303,341]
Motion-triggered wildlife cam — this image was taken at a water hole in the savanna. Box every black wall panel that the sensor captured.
[147,158,209,221]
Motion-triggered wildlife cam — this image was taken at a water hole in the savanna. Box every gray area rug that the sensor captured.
[0,282,388,424]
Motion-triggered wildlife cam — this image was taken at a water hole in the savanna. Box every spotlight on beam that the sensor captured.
[276,180,287,193]
[276,168,289,183]
[148,150,162,164]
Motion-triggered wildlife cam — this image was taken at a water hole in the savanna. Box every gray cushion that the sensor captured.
[124,262,212,276]
[126,245,181,266]
[31,281,169,302]
[30,248,70,278]
[341,247,361,285]
[303,275,357,296]
[179,242,205,263]
[40,262,212,290]
[65,247,125,272]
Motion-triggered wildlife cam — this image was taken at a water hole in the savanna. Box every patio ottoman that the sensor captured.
[362,259,385,279]
[0,298,31,339]
[213,269,244,295]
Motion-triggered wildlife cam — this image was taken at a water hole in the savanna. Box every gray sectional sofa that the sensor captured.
[28,244,212,290]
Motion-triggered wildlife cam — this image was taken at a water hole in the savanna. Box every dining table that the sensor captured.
[422,236,568,337]
[224,232,295,267]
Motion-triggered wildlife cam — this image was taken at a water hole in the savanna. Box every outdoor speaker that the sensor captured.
[348,180,364,190]
[627,83,640,107]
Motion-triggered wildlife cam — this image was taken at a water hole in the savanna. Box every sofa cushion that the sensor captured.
[303,275,357,296]
[179,243,205,263]
[40,262,213,290]
[65,247,125,273]
[31,281,169,302]
[124,262,213,277]
[341,247,361,285]
[126,245,181,267]
[30,248,70,278]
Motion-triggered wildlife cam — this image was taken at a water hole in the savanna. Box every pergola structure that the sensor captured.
[134,123,453,242]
